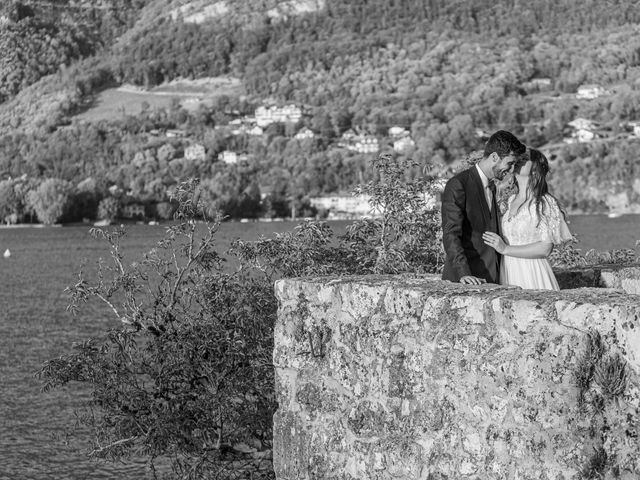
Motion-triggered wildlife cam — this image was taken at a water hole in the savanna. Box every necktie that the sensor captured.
[487,181,496,211]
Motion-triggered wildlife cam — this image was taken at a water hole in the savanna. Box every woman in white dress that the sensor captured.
[482,148,572,290]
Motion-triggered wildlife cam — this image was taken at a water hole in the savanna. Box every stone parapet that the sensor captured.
[273,275,640,479]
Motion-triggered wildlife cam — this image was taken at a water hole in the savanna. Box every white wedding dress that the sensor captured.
[500,194,573,290]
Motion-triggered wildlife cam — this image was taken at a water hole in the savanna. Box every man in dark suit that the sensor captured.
[441,130,526,285]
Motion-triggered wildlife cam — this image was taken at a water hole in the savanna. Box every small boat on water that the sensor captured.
[3,249,10,258]
[607,212,622,218]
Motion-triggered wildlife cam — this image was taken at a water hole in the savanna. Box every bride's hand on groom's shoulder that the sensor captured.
[482,232,506,254]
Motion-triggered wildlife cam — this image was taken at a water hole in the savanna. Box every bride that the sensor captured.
[482,148,572,290]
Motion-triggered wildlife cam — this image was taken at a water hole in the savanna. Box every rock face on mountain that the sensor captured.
[273,272,640,479]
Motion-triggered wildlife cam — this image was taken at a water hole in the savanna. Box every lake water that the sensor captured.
[0,216,638,479]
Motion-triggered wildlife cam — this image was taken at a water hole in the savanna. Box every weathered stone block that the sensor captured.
[274,275,640,479]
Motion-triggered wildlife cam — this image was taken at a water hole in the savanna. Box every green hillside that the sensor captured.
[1,0,640,223]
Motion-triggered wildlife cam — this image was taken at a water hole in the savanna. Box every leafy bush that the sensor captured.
[39,180,277,479]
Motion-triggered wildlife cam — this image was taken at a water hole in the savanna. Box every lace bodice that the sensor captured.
[501,195,573,246]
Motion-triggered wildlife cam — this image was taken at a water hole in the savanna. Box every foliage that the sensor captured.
[349,153,444,274]
[3,0,640,219]
[97,196,120,221]
[0,176,35,223]
[39,179,276,479]
[26,177,74,224]
[573,329,638,479]
[548,239,589,269]
[233,153,445,278]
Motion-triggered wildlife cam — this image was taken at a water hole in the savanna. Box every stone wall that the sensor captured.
[273,275,640,480]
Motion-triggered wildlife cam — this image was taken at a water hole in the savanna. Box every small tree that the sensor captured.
[97,196,121,221]
[345,153,445,274]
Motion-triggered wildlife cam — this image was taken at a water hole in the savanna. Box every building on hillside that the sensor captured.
[388,126,409,138]
[576,84,607,100]
[259,185,274,201]
[295,127,315,140]
[184,144,206,161]
[393,136,415,153]
[565,117,598,143]
[309,195,373,219]
[123,204,145,219]
[563,129,596,144]
[337,130,379,154]
[247,126,264,136]
[255,104,302,127]
[338,129,357,145]
[219,150,238,164]
[108,185,123,196]
[350,135,379,154]
[166,129,186,138]
[567,118,597,131]
[626,121,640,137]
[523,77,552,93]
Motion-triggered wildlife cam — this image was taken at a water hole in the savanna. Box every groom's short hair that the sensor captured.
[484,130,526,158]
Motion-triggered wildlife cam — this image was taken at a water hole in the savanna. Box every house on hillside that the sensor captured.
[388,126,409,138]
[563,129,596,144]
[568,118,597,131]
[393,136,415,153]
[341,129,356,140]
[166,129,186,138]
[565,117,598,143]
[184,144,206,161]
[626,120,640,137]
[309,195,373,219]
[337,129,379,154]
[295,127,315,140]
[219,150,238,164]
[351,135,379,154]
[523,77,552,93]
[255,104,302,127]
[123,204,145,219]
[576,84,607,100]
[247,126,264,136]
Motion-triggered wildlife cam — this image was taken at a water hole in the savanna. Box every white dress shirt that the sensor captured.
[475,164,493,211]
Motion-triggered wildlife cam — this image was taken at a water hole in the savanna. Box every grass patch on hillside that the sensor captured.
[75,76,243,122]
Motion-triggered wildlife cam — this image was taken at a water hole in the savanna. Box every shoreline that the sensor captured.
[1,211,639,228]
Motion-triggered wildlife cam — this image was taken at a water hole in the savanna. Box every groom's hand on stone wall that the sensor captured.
[460,275,487,285]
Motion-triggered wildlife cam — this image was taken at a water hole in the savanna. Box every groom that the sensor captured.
[441,130,526,285]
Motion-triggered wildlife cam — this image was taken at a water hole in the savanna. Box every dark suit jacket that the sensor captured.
[441,166,501,283]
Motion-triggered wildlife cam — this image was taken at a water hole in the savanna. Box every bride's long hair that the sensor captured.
[513,148,563,226]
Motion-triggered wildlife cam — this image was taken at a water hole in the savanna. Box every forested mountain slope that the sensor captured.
[1,0,639,222]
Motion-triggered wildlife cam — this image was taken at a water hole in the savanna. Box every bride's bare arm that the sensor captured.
[482,232,553,259]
